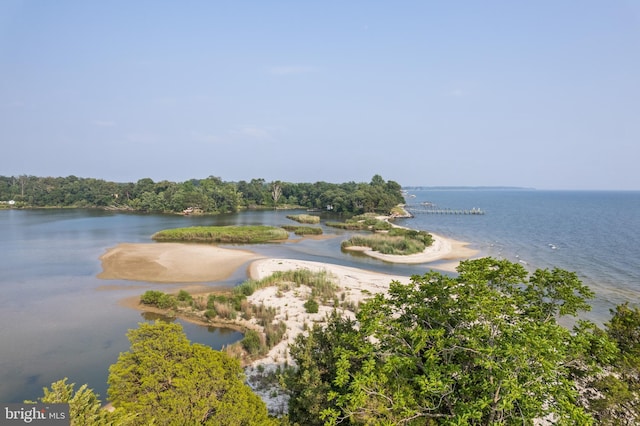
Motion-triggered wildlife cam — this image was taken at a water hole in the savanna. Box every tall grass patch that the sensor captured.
[342,234,429,255]
[151,225,289,243]
[286,214,320,224]
[234,269,337,301]
[326,215,392,231]
[281,225,323,235]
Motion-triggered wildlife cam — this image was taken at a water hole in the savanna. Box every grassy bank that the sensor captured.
[285,213,320,224]
[342,228,433,255]
[326,213,393,231]
[151,225,289,243]
[138,269,339,358]
[281,225,323,235]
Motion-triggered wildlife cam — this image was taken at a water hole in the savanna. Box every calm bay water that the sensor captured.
[399,189,640,322]
[0,189,638,403]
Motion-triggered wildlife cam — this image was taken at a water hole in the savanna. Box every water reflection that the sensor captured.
[139,312,244,347]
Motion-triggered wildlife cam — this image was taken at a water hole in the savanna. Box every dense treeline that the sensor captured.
[0,174,404,215]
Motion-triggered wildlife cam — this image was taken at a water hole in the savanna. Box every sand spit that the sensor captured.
[98,242,262,283]
[344,232,478,271]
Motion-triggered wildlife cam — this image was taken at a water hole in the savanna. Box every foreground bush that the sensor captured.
[286,258,598,425]
[109,321,275,425]
[29,378,136,425]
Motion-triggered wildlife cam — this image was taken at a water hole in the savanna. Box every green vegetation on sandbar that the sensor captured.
[151,225,289,243]
[281,225,323,235]
[139,269,337,358]
[342,228,434,255]
[234,269,337,302]
[326,213,393,231]
[286,213,320,224]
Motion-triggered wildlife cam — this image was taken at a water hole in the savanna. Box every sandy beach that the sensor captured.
[343,231,477,270]
[98,242,263,283]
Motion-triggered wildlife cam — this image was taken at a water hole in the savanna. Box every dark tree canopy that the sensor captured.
[285,258,599,425]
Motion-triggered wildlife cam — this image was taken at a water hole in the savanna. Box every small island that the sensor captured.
[151,225,289,243]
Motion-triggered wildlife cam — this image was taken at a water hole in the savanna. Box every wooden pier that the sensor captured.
[405,205,485,215]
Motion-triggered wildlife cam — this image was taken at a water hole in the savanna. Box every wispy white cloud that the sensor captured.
[268,66,316,76]
[449,88,466,97]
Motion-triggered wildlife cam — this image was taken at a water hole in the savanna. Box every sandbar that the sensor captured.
[344,232,477,271]
[98,242,262,283]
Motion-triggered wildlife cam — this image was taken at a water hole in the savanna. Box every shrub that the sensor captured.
[140,290,163,306]
[373,220,393,231]
[177,290,192,303]
[304,298,319,314]
[140,290,177,309]
[241,330,263,355]
[157,293,177,309]
[207,294,218,310]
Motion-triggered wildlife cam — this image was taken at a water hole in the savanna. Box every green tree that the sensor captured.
[108,321,274,425]
[287,258,596,425]
[583,303,640,424]
[29,378,136,425]
[284,311,367,426]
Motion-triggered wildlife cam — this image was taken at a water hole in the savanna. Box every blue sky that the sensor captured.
[1,1,639,189]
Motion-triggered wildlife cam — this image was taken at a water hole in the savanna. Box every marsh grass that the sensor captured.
[281,225,323,235]
[151,225,289,243]
[342,233,429,255]
[326,215,392,231]
[264,321,287,348]
[285,214,320,224]
[234,269,337,301]
[252,303,276,326]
